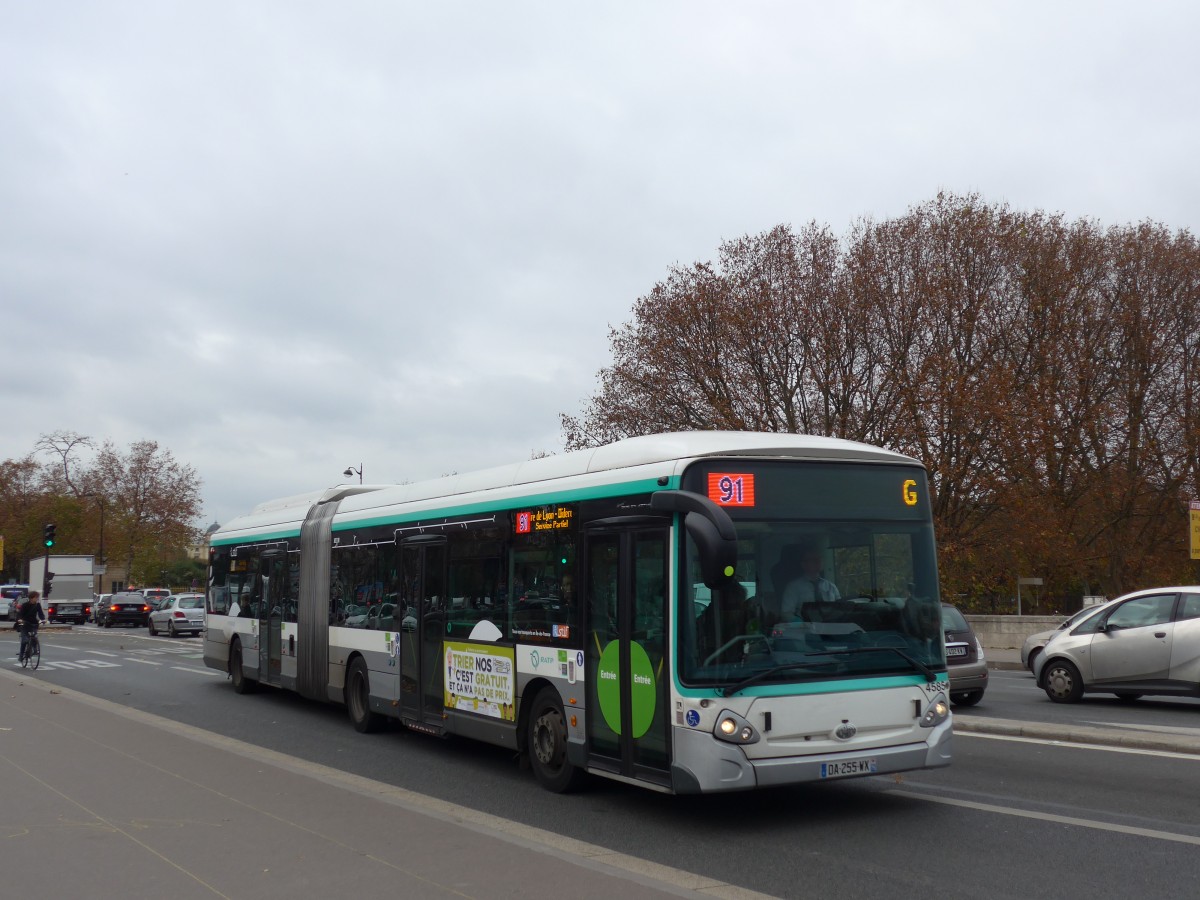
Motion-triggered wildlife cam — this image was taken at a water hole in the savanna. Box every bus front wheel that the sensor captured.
[527,687,585,793]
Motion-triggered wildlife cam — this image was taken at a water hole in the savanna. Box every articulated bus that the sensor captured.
[204,432,952,793]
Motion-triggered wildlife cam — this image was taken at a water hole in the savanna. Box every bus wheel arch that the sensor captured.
[523,682,585,793]
[230,637,258,694]
[345,654,385,734]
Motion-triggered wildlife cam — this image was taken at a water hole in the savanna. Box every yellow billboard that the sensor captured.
[1191,502,1200,561]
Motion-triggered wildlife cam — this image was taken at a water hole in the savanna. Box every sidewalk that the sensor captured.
[0,669,770,900]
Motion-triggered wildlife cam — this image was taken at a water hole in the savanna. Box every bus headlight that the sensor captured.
[713,710,759,745]
[919,698,950,728]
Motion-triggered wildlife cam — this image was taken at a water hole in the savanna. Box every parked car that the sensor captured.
[1020,603,1115,671]
[1035,587,1200,703]
[942,603,987,707]
[1,584,30,621]
[98,591,152,628]
[148,593,206,637]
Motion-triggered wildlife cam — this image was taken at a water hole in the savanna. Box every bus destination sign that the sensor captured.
[707,473,756,507]
[515,505,576,535]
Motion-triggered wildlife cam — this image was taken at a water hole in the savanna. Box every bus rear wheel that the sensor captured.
[346,657,384,734]
[527,687,585,793]
[230,639,258,694]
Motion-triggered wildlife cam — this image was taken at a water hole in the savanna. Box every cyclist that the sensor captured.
[16,589,46,662]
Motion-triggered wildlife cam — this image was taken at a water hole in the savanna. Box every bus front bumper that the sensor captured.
[669,720,953,794]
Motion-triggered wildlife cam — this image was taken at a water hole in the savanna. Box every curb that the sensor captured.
[953,714,1200,755]
[988,660,1025,671]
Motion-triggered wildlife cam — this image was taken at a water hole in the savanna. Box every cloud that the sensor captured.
[3,1,1198,527]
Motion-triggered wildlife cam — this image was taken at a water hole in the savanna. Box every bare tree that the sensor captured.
[34,430,94,497]
[88,440,203,585]
[563,194,1200,607]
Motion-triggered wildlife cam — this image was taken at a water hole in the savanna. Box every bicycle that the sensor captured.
[17,624,41,670]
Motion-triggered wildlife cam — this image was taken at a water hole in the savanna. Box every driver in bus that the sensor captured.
[779,542,841,621]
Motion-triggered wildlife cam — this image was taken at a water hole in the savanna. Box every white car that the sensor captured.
[148,593,206,637]
[1,585,30,620]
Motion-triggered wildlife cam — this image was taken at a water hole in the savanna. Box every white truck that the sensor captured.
[29,555,96,624]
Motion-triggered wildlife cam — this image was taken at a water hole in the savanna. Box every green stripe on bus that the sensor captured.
[331,476,678,532]
[210,528,300,547]
[209,475,680,546]
[672,672,945,698]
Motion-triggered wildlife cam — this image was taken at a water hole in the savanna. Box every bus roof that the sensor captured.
[213,431,919,544]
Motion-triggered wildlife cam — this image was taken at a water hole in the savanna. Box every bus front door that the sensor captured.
[399,539,448,728]
[585,526,671,786]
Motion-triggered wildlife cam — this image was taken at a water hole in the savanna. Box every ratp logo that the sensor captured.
[529,650,555,669]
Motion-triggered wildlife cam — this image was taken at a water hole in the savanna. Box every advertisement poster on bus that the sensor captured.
[444,641,515,721]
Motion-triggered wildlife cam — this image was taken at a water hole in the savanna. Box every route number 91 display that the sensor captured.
[707,472,756,507]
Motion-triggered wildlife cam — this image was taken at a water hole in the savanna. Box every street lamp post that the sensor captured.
[343,464,363,484]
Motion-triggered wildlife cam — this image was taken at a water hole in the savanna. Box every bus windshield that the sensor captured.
[678,461,945,690]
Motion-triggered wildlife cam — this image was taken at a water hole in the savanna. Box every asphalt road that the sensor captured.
[6,627,1200,900]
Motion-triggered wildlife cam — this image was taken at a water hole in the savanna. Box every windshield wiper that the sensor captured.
[719,646,935,697]
[720,658,839,697]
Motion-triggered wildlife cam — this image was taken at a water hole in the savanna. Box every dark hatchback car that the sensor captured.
[99,591,152,628]
[942,603,987,707]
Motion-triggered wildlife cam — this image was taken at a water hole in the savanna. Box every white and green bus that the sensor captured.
[204,432,952,793]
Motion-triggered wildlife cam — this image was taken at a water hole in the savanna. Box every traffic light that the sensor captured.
[43,523,57,549]
[44,571,55,598]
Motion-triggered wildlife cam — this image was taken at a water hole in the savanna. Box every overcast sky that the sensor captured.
[3,1,1198,529]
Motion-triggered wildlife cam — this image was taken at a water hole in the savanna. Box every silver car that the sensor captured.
[148,593,206,637]
[1035,587,1200,703]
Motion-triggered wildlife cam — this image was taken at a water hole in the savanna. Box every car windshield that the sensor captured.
[1060,607,1097,629]
[178,598,204,609]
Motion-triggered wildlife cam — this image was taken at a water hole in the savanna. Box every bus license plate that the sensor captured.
[821,758,877,779]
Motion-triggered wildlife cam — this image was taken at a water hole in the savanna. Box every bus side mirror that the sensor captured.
[650,490,738,589]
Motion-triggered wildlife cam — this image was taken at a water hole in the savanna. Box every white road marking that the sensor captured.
[171,666,223,676]
[85,649,120,657]
[123,657,163,666]
[958,731,1200,761]
[895,788,1200,846]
